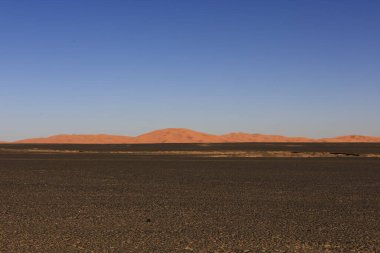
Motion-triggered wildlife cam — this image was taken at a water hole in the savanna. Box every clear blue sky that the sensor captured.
[1,0,379,141]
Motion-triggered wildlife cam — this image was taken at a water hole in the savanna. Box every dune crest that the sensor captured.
[135,128,224,143]
[6,128,380,144]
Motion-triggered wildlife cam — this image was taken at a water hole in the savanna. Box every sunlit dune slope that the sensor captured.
[222,132,314,142]
[7,129,380,144]
[319,135,380,143]
[15,134,136,144]
[135,128,225,143]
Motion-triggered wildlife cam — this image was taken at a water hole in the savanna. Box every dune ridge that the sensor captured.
[16,134,136,144]
[6,128,380,144]
[318,135,380,143]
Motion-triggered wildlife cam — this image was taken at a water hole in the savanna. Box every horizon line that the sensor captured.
[1,128,380,143]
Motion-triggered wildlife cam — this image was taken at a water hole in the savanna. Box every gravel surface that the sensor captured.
[0,144,379,252]
[3,142,380,154]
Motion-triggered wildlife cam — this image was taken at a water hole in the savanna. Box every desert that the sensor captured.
[2,0,380,252]
[0,142,379,252]
[8,128,380,144]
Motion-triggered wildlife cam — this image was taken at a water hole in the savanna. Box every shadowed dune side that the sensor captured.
[6,128,380,144]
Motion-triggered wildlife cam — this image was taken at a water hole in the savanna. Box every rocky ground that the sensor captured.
[0,144,379,252]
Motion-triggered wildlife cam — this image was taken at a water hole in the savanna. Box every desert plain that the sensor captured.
[0,142,379,253]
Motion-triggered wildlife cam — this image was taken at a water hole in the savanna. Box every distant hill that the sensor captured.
[16,134,136,144]
[135,128,224,143]
[8,128,380,144]
[221,132,314,143]
[319,135,380,143]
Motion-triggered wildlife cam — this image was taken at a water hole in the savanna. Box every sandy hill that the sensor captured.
[9,129,380,144]
[16,134,136,144]
[319,135,380,143]
[222,132,314,142]
[135,128,224,143]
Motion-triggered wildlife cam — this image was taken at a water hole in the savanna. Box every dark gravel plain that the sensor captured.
[0,143,379,253]
[3,142,380,154]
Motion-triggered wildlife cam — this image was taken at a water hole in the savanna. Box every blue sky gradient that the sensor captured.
[1,0,379,141]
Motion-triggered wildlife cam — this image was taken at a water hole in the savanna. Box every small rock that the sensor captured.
[184,246,193,251]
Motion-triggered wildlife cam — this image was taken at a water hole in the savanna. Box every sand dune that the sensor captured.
[7,128,380,144]
[16,134,136,144]
[135,128,224,143]
[222,132,314,143]
[319,135,380,143]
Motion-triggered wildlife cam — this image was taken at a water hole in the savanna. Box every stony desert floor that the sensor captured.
[0,143,379,252]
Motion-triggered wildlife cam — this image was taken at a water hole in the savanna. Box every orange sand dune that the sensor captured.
[7,128,380,144]
[222,132,314,143]
[135,128,224,143]
[318,135,380,143]
[16,134,136,144]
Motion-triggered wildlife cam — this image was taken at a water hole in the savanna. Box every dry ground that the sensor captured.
[0,143,379,252]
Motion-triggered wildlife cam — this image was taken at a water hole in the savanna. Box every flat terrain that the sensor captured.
[0,143,379,252]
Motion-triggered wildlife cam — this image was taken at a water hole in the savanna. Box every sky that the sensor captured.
[1,0,379,141]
